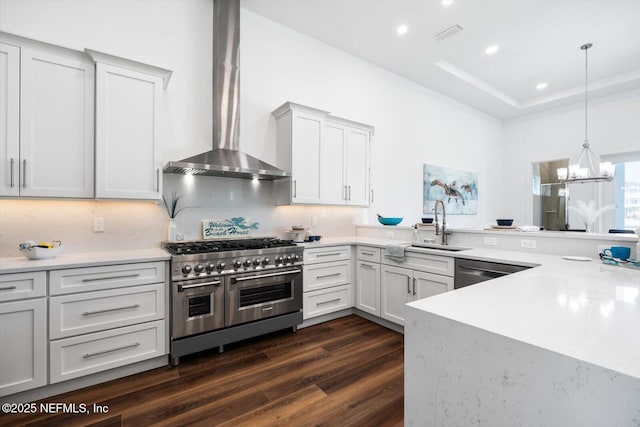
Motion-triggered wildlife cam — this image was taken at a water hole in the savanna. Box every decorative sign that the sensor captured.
[202,217,259,239]
[423,164,478,215]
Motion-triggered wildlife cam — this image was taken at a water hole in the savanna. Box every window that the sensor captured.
[603,152,640,231]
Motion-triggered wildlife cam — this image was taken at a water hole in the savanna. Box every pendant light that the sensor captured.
[557,43,615,184]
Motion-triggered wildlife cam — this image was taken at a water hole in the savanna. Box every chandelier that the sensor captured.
[557,43,614,184]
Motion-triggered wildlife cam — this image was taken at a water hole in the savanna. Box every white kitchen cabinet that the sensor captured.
[0,298,47,396]
[381,263,453,326]
[356,260,381,316]
[273,103,325,204]
[272,102,373,206]
[0,34,94,198]
[302,245,353,319]
[355,245,382,316]
[89,50,171,200]
[0,42,20,196]
[0,271,46,302]
[322,118,371,206]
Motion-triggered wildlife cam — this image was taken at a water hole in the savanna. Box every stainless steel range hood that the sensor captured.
[163,0,290,180]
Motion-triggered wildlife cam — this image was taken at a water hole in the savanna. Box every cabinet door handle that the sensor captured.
[10,158,15,188]
[83,342,140,359]
[317,298,341,306]
[370,188,374,203]
[407,276,411,294]
[348,185,351,201]
[412,277,417,296]
[156,168,160,192]
[343,185,347,200]
[22,159,27,188]
[81,273,140,283]
[293,180,297,198]
[83,304,140,316]
[0,286,17,291]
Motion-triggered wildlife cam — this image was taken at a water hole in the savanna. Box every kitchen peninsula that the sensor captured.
[403,247,640,426]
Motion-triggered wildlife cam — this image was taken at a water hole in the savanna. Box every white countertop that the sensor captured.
[0,248,170,273]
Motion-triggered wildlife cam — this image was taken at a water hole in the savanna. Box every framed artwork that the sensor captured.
[423,164,478,215]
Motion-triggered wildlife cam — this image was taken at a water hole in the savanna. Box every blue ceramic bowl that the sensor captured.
[378,217,403,226]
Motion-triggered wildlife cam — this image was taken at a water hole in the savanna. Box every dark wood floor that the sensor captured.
[1,315,404,427]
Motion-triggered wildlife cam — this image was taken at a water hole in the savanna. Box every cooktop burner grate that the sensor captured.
[163,238,296,255]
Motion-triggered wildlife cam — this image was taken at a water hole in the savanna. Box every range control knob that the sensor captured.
[206,263,216,272]
[194,264,204,273]
[233,260,242,269]
[262,258,270,266]
[182,265,192,274]
[253,258,261,266]
[285,255,292,263]
[243,259,252,267]
[293,254,300,262]
[217,262,226,271]
[275,256,284,264]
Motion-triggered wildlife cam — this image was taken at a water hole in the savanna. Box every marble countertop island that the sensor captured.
[403,247,640,426]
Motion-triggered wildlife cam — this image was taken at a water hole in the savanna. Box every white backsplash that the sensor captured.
[0,174,364,257]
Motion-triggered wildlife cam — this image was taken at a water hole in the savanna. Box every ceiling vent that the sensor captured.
[434,24,464,40]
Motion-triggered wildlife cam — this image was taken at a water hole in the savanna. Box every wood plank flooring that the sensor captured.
[1,315,404,427]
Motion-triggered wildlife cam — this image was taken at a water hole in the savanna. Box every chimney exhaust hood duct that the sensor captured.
[163,0,290,180]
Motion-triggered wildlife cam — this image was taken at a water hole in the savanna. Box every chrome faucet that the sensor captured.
[434,200,449,245]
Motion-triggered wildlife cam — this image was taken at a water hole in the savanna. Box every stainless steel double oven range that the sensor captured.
[162,238,304,366]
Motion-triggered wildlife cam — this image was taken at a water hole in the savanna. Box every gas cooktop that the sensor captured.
[163,237,296,256]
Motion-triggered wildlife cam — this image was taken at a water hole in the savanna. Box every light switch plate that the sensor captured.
[93,217,105,233]
[521,239,536,249]
[484,237,497,246]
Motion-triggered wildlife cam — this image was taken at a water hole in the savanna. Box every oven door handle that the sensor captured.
[178,280,222,292]
[232,268,301,283]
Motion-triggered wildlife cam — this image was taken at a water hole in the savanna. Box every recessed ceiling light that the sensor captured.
[536,82,548,90]
[442,0,454,6]
[397,25,408,36]
[485,45,499,55]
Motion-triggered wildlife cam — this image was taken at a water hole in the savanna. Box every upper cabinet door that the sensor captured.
[94,60,167,200]
[289,110,323,204]
[345,126,370,206]
[0,42,20,197]
[321,121,347,204]
[20,47,95,198]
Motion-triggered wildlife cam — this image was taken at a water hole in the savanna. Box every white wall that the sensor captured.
[503,89,640,228]
[0,1,505,256]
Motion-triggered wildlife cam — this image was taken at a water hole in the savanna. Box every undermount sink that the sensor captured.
[411,243,470,252]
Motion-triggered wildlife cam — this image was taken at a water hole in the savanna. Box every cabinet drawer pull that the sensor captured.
[81,273,140,283]
[316,272,341,279]
[83,342,140,359]
[156,168,160,192]
[361,251,375,256]
[0,286,17,291]
[360,263,374,269]
[407,276,411,294]
[412,278,417,296]
[10,158,15,188]
[83,304,140,316]
[316,252,342,258]
[316,298,341,306]
[22,159,27,188]
[293,180,297,198]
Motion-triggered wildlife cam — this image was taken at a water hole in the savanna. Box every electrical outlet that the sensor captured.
[311,216,318,227]
[484,237,498,246]
[520,239,536,249]
[93,217,105,233]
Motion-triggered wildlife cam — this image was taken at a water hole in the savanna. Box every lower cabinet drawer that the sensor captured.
[303,284,352,320]
[49,320,166,384]
[0,271,46,302]
[49,283,165,339]
[303,260,351,292]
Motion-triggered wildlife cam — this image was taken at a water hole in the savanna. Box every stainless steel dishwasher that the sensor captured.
[454,258,531,289]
